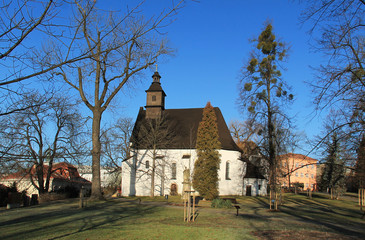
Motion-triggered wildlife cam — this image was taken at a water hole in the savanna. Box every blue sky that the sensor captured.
[105,0,327,157]
[3,0,327,158]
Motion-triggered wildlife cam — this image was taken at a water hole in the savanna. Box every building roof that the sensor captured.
[131,107,241,151]
[146,82,166,93]
[278,153,318,163]
[2,162,89,183]
[243,160,266,179]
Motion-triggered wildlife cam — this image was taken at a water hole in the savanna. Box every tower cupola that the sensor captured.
[145,71,166,119]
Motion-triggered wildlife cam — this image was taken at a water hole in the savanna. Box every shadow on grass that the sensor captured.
[234,195,364,239]
[0,199,161,240]
[280,204,364,238]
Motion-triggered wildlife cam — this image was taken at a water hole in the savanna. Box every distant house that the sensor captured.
[278,153,318,191]
[121,71,268,197]
[77,165,117,188]
[0,162,91,195]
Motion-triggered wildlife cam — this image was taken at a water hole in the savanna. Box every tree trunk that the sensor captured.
[151,149,156,197]
[91,109,103,199]
[151,156,156,198]
[161,164,165,196]
[268,109,277,210]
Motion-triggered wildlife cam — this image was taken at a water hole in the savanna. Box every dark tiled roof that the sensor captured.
[131,107,241,151]
[244,160,266,179]
[146,82,166,94]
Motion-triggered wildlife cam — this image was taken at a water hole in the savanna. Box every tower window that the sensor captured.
[152,95,156,101]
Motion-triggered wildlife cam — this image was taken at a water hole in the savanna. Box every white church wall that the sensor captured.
[217,150,244,195]
[122,148,248,197]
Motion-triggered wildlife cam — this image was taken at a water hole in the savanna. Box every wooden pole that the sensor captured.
[192,192,195,222]
[275,191,278,210]
[358,188,360,206]
[187,192,191,222]
[183,197,186,222]
[269,190,272,210]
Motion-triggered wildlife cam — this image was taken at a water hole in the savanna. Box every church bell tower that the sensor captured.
[145,71,166,119]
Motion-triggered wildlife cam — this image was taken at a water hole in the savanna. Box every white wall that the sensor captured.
[243,178,267,196]
[121,148,258,197]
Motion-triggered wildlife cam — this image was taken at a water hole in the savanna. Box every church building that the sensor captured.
[121,71,267,197]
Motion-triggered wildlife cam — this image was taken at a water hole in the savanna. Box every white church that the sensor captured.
[121,71,267,197]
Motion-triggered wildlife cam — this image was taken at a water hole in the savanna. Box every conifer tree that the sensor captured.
[192,102,221,200]
[319,132,346,199]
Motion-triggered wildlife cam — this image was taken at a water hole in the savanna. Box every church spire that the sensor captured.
[145,70,166,119]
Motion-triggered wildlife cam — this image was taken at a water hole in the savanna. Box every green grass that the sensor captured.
[0,193,364,240]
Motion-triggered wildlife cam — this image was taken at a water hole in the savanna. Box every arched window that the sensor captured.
[171,163,177,180]
[152,95,157,102]
[146,160,150,169]
[225,161,231,180]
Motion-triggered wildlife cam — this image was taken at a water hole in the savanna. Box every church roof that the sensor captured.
[243,160,266,179]
[131,107,241,151]
[146,82,166,93]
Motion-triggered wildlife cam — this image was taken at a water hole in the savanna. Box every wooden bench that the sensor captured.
[221,198,240,216]
[222,197,237,204]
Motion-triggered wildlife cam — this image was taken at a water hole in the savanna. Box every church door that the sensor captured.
[170,183,178,196]
[246,185,252,196]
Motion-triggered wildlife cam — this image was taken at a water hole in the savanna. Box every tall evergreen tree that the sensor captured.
[320,132,346,199]
[192,102,221,200]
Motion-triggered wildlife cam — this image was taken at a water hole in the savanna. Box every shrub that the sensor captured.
[0,183,22,207]
[211,198,232,208]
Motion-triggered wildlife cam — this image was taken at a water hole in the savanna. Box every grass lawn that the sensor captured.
[0,193,364,240]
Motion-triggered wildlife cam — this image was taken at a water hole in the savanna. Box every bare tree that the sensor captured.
[300,0,364,135]
[132,115,176,197]
[0,0,69,86]
[102,117,134,169]
[0,91,86,194]
[229,119,261,149]
[101,117,134,189]
[46,0,186,199]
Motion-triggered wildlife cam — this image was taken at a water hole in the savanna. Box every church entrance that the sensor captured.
[170,183,178,196]
[246,185,252,196]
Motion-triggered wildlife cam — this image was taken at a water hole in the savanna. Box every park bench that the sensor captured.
[221,198,241,216]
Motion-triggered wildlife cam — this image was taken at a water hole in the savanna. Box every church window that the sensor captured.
[225,161,231,180]
[146,160,150,169]
[171,163,177,180]
[152,95,157,101]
